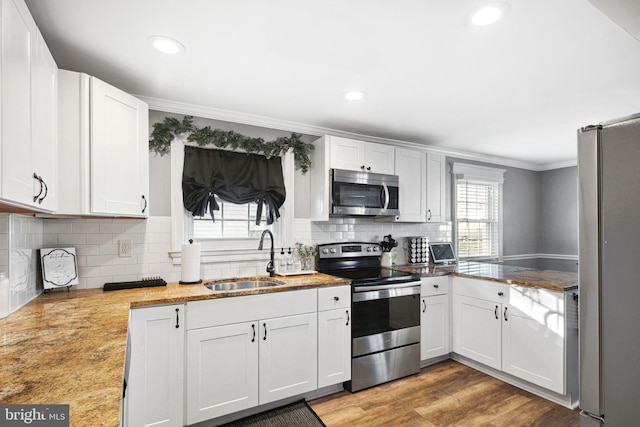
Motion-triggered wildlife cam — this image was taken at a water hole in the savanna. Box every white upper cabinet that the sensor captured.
[395,147,426,222]
[58,70,149,217]
[1,0,57,211]
[329,136,395,175]
[425,152,446,222]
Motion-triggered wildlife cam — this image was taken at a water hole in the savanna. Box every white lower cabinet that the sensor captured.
[453,295,502,370]
[317,286,351,387]
[420,277,450,361]
[186,322,259,422]
[452,276,571,394]
[183,287,350,425]
[259,313,318,404]
[126,304,185,427]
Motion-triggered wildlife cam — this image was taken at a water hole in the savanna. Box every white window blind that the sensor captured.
[193,196,269,239]
[452,163,505,260]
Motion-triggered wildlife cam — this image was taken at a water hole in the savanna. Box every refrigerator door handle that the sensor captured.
[578,126,604,417]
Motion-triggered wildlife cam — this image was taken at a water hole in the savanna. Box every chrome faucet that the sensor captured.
[258,229,275,277]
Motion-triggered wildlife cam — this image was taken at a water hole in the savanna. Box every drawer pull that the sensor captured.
[498,292,504,297]
[433,284,439,289]
[334,296,340,301]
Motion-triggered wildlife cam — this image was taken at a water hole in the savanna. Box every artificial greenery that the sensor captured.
[149,115,314,173]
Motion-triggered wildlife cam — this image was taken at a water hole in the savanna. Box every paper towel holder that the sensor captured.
[179,239,203,285]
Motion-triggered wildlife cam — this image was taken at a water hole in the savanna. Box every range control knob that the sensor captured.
[330,248,337,254]
[366,247,372,252]
[322,248,329,254]
[372,246,379,252]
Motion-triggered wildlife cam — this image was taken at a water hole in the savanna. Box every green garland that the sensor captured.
[149,115,314,173]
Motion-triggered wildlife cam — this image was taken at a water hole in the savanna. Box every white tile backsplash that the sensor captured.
[0,214,454,294]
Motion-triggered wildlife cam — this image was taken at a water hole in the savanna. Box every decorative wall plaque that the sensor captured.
[40,248,79,289]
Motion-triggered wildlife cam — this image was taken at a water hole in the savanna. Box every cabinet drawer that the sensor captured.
[187,289,317,330]
[453,276,510,303]
[318,285,351,311]
[420,276,449,296]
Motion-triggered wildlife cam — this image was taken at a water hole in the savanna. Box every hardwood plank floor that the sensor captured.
[309,360,579,427]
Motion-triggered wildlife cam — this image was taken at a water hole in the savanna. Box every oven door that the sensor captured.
[351,283,421,357]
[331,169,399,216]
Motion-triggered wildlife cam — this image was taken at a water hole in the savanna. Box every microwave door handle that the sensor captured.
[381,182,390,210]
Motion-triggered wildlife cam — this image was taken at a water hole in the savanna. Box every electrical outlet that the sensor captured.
[118,239,133,257]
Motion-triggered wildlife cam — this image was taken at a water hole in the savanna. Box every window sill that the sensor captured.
[169,248,272,266]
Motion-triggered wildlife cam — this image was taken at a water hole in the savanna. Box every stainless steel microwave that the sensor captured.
[330,168,400,217]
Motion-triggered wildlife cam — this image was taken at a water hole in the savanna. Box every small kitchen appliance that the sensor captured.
[316,242,421,392]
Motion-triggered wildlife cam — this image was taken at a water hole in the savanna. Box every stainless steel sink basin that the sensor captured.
[205,280,285,291]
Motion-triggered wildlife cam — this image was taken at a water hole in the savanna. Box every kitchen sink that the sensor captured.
[204,279,285,291]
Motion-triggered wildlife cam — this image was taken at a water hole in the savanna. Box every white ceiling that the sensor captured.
[25,0,640,170]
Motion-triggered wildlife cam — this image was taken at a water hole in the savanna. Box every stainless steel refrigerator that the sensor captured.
[578,113,640,426]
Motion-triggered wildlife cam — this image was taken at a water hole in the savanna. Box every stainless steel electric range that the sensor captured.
[316,242,422,392]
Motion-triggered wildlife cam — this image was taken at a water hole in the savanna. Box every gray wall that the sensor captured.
[538,166,578,255]
[445,157,541,257]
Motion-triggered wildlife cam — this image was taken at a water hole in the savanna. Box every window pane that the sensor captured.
[456,179,501,259]
[193,197,268,240]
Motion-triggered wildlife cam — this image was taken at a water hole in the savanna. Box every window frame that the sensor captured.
[451,162,505,262]
[170,138,294,259]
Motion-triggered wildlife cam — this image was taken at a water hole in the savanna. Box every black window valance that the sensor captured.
[182,146,286,225]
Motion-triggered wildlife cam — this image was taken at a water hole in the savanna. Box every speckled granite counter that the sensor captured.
[394,261,578,292]
[0,273,349,427]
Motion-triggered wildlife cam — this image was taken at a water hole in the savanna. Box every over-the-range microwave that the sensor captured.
[330,168,400,217]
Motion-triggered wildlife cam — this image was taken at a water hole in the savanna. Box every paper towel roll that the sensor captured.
[180,240,202,284]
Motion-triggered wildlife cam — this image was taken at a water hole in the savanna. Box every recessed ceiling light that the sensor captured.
[471,3,507,26]
[344,90,366,101]
[148,36,186,55]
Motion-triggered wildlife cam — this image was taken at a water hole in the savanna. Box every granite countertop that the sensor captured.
[0,273,349,427]
[394,261,578,292]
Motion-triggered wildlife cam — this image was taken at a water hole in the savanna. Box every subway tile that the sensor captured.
[44,222,73,234]
[86,233,113,245]
[99,223,124,234]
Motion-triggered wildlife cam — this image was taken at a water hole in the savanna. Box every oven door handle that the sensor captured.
[353,282,421,302]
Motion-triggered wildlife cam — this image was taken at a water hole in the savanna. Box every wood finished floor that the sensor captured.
[310,360,579,427]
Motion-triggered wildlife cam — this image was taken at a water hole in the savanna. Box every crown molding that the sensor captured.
[138,95,575,172]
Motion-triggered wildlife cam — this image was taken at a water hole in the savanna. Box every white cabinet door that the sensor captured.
[329,137,364,171]
[318,308,351,387]
[30,28,57,211]
[329,137,395,174]
[1,0,35,206]
[186,322,259,424]
[90,77,149,216]
[364,142,395,175]
[425,152,446,222]
[421,294,450,361]
[453,294,502,370]
[128,304,184,427]
[395,147,426,222]
[259,312,318,404]
[502,287,565,394]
